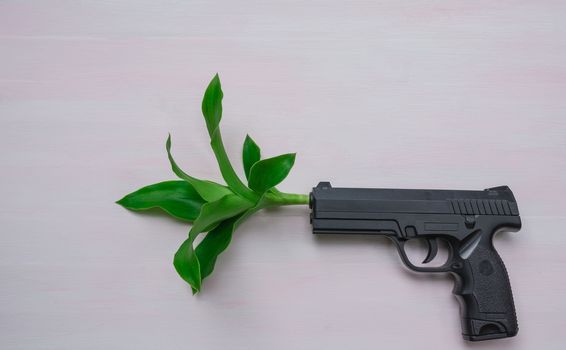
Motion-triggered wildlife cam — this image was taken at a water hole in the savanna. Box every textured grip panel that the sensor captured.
[452,237,518,341]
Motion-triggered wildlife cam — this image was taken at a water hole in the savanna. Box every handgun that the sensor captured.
[309,182,521,341]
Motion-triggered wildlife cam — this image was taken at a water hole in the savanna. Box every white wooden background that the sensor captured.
[1,1,565,349]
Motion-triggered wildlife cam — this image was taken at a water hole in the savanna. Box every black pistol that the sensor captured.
[309,182,521,341]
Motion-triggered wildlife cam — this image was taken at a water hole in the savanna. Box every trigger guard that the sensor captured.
[390,237,455,273]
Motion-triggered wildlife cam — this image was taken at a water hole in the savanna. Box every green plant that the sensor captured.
[117,74,309,293]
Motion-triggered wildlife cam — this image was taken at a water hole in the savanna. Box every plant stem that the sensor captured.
[265,191,309,206]
[210,130,258,202]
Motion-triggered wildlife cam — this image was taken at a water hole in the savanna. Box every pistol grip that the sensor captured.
[452,235,518,341]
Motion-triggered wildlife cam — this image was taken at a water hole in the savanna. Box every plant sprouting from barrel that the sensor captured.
[117,74,309,293]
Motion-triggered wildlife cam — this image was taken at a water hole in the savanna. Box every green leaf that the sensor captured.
[248,153,296,193]
[166,134,233,202]
[173,194,253,292]
[116,181,205,221]
[191,194,253,233]
[173,237,201,294]
[201,74,223,137]
[195,215,239,280]
[242,135,261,180]
[198,74,256,201]
[195,193,268,284]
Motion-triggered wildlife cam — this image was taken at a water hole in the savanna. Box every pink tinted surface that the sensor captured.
[1,1,565,349]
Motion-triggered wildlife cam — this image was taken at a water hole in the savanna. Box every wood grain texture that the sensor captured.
[1,1,565,349]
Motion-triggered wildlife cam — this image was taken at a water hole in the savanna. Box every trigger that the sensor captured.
[422,238,438,264]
